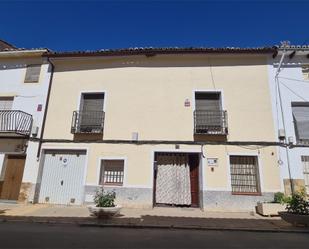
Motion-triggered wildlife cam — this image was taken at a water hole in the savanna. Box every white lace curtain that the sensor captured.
[155,154,191,205]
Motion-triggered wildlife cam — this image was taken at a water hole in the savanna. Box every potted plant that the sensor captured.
[279,189,309,227]
[256,192,287,216]
[88,188,121,218]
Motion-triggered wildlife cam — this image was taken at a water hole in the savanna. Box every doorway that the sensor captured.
[0,155,26,200]
[153,152,200,208]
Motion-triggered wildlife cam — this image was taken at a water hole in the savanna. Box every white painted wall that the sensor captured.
[268,54,309,185]
[0,52,51,184]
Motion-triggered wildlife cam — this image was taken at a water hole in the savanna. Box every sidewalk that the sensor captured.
[0,203,308,233]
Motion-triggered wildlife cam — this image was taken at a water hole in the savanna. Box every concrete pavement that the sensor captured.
[0,203,308,233]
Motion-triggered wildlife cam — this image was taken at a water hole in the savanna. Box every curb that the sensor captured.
[0,216,309,234]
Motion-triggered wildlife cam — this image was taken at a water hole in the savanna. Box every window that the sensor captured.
[302,66,309,81]
[78,93,105,133]
[0,97,13,110]
[24,64,41,83]
[99,160,124,186]
[302,156,309,195]
[194,92,227,134]
[292,102,309,144]
[230,155,260,194]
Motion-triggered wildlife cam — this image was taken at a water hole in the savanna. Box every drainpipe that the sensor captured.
[36,56,54,159]
[275,49,295,194]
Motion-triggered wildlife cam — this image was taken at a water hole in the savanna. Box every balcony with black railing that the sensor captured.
[194,110,228,135]
[0,110,33,136]
[71,111,105,134]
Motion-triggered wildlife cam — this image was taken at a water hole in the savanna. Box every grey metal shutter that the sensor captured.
[24,65,41,83]
[81,93,104,112]
[195,92,221,111]
[0,97,13,110]
[292,104,309,141]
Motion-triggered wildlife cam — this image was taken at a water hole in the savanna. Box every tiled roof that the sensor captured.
[0,39,20,51]
[44,46,276,58]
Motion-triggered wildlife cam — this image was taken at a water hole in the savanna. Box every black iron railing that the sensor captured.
[71,111,105,134]
[0,110,33,136]
[194,110,228,135]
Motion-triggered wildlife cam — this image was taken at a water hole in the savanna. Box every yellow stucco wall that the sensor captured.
[44,54,276,142]
[42,54,280,192]
[42,143,280,192]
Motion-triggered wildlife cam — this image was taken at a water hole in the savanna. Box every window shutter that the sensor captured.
[81,93,104,112]
[24,65,41,83]
[292,104,309,141]
[0,97,14,110]
[195,92,221,111]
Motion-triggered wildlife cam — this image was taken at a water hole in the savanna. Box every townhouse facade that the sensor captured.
[268,45,309,196]
[0,40,51,202]
[29,47,282,211]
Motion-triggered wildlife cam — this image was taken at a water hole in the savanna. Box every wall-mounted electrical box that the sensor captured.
[207,158,218,167]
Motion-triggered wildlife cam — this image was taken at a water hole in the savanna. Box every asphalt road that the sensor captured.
[0,222,308,249]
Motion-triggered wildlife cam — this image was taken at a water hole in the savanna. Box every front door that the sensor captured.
[189,154,199,207]
[38,150,86,205]
[0,155,26,200]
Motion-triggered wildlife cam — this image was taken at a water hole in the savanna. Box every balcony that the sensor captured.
[71,111,105,134]
[0,110,33,136]
[194,110,228,135]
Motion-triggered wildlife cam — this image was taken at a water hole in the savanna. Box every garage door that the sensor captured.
[39,150,86,205]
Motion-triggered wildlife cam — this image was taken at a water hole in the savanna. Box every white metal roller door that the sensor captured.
[39,150,86,205]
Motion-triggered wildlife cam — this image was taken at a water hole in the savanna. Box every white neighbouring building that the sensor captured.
[0,40,51,202]
[269,45,309,195]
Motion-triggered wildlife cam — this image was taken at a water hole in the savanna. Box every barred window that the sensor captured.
[302,66,309,81]
[230,156,260,194]
[99,160,124,186]
[302,156,309,195]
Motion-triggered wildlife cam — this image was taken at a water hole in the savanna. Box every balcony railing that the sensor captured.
[71,111,105,134]
[194,110,228,135]
[0,110,33,136]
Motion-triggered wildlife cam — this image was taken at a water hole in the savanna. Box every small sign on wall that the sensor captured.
[184,98,190,107]
[207,158,218,167]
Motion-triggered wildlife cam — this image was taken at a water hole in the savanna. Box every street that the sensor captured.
[0,222,308,248]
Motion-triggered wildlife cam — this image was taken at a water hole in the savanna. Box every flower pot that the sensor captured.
[256,202,286,216]
[279,212,309,227]
[88,205,122,218]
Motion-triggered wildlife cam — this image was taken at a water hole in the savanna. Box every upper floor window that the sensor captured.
[194,92,228,135]
[24,64,41,83]
[302,66,309,81]
[292,102,309,144]
[71,92,105,134]
[0,97,13,110]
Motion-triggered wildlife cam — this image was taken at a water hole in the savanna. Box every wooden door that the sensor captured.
[0,155,26,200]
[189,154,199,207]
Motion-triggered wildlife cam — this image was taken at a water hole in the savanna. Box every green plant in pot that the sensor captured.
[286,191,309,215]
[94,188,116,207]
[88,188,121,218]
[279,188,309,227]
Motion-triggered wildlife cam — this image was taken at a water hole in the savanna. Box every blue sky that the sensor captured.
[0,0,308,51]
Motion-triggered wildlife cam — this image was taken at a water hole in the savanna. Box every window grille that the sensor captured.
[302,66,309,80]
[230,155,260,194]
[301,156,309,195]
[99,160,124,186]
